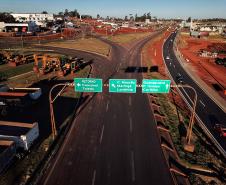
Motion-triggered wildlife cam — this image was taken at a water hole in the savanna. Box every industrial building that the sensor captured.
[11,13,54,23]
[0,22,39,33]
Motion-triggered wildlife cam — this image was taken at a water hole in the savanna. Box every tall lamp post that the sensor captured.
[172,84,197,152]
[49,83,73,139]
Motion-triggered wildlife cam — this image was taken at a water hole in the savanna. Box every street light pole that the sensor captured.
[49,82,73,139]
[171,84,198,152]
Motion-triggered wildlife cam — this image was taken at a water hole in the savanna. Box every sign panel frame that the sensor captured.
[142,79,171,93]
[109,79,137,93]
[74,78,103,93]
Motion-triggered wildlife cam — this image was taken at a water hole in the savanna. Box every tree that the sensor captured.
[64,9,69,16]
[124,16,128,21]
[187,17,191,22]
[81,15,92,19]
[58,12,64,16]
[147,12,151,20]
[135,13,138,22]
[97,14,100,19]
[69,9,80,18]
[0,12,16,23]
[42,11,48,14]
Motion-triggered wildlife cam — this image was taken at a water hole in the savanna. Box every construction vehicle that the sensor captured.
[33,54,63,75]
[0,84,42,116]
[33,54,92,76]
[0,51,34,67]
[8,54,34,67]
[0,51,14,64]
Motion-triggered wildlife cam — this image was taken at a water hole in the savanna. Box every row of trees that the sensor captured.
[56,9,93,19]
[57,9,80,18]
[97,12,157,22]
[0,12,15,23]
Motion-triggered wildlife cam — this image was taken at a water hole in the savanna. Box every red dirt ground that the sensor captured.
[178,35,226,98]
[146,30,172,76]
[144,29,190,121]
[93,27,153,36]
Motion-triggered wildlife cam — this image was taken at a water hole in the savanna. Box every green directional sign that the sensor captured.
[142,79,171,93]
[74,78,102,92]
[109,79,137,93]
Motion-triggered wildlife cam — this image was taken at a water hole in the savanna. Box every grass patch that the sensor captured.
[107,32,151,44]
[0,63,33,79]
[42,38,110,56]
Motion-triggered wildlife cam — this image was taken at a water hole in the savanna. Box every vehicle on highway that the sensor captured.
[176,73,184,84]
[209,115,226,137]
[166,56,170,60]
[214,124,226,137]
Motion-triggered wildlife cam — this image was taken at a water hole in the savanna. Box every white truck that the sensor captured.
[0,121,39,151]
[0,84,42,116]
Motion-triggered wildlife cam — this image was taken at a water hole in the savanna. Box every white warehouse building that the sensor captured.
[11,13,54,23]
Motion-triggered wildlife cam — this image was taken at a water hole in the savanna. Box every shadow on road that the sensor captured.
[125,66,148,73]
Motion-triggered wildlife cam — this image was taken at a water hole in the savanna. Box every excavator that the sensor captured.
[0,51,14,64]
[33,54,70,76]
[33,54,90,76]
[0,51,33,67]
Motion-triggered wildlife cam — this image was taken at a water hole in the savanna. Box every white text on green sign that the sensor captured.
[142,79,171,93]
[109,79,137,93]
[74,78,102,92]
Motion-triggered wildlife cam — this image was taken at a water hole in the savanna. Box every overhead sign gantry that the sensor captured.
[74,78,171,93]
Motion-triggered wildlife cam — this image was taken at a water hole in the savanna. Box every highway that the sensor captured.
[38,32,174,185]
[163,32,226,157]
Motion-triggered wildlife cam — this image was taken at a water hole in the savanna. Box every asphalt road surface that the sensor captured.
[163,32,226,157]
[38,32,174,185]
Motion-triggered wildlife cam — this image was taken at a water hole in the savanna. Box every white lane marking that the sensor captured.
[106,101,109,112]
[99,125,105,144]
[199,100,205,107]
[91,170,96,185]
[129,118,133,133]
[131,151,136,182]
[129,96,132,106]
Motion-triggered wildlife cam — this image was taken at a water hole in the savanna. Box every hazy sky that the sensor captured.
[1,0,226,19]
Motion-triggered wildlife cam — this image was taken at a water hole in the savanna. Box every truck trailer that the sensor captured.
[0,84,42,116]
[0,121,39,151]
[0,140,16,174]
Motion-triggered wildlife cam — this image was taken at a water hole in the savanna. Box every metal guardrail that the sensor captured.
[162,32,226,159]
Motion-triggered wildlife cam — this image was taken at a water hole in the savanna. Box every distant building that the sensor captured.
[0,22,39,33]
[11,13,54,23]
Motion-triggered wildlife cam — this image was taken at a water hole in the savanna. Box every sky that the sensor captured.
[0,0,226,19]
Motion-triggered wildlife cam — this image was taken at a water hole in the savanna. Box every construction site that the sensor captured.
[175,31,226,99]
[0,46,93,183]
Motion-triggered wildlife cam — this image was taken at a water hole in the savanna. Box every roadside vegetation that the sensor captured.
[106,32,151,44]
[42,38,111,56]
